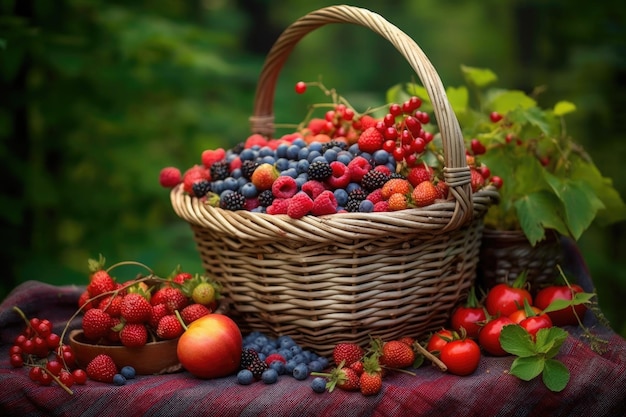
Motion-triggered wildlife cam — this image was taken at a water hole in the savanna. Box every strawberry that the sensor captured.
[335,366,360,392]
[159,166,182,188]
[357,114,378,131]
[398,336,416,347]
[98,294,123,318]
[470,167,485,192]
[411,180,439,207]
[380,340,416,369]
[86,354,118,383]
[287,192,313,219]
[357,127,385,154]
[311,190,338,216]
[157,287,189,314]
[82,308,113,341]
[333,342,364,367]
[172,271,193,285]
[156,315,184,339]
[381,178,411,200]
[78,290,94,312]
[180,303,211,324]
[120,293,153,324]
[106,317,122,343]
[349,360,364,376]
[387,193,408,211]
[271,176,298,199]
[251,163,279,191]
[119,323,148,347]
[149,303,169,329]
[87,270,116,298]
[437,181,449,199]
[360,368,383,396]
[407,164,434,187]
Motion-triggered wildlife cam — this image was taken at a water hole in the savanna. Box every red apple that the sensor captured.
[176,313,242,379]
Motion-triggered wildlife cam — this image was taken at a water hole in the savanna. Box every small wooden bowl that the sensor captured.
[68,329,181,375]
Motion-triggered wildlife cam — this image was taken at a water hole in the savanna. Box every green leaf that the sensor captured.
[500,324,536,357]
[510,356,545,381]
[542,291,595,313]
[535,327,568,358]
[543,172,605,240]
[553,101,576,116]
[461,65,498,87]
[542,359,570,392]
[404,83,430,104]
[446,86,469,115]
[514,191,571,245]
[490,91,537,115]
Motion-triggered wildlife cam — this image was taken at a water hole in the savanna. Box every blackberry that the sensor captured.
[361,170,389,191]
[307,160,332,181]
[241,160,259,179]
[231,142,245,154]
[240,348,259,369]
[191,180,212,198]
[219,190,246,211]
[345,189,366,212]
[210,161,230,181]
[247,358,268,379]
[321,140,347,153]
[389,172,407,180]
[258,189,275,207]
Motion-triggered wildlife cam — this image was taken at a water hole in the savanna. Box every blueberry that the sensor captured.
[292,363,309,380]
[359,199,374,212]
[259,146,275,157]
[237,369,255,385]
[278,348,293,360]
[306,150,322,162]
[308,142,323,152]
[261,155,276,165]
[120,366,136,380]
[276,144,289,158]
[336,151,353,165]
[261,368,279,384]
[372,149,390,165]
[297,147,310,160]
[285,359,298,374]
[281,168,298,178]
[291,353,306,365]
[240,182,258,198]
[307,360,325,373]
[287,145,301,160]
[113,374,126,386]
[292,138,307,148]
[323,149,338,162]
[278,336,296,349]
[223,177,239,191]
[311,377,327,393]
[269,360,286,375]
[296,159,310,174]
[289,345,303,355]
[239,148,257,161]
[275,158,290,172]
[334,189,349,206]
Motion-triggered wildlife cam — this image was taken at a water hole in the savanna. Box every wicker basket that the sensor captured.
[170,5,500,356]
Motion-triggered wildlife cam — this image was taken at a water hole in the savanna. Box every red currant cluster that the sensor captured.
[9,307,86,393]
[377,97,435,166]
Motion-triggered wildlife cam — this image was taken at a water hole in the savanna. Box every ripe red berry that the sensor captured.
[490,111,503,123]
[490,176,504,189]
[295,81,307,94]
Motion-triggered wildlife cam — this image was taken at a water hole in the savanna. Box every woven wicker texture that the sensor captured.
[170,5,500,356]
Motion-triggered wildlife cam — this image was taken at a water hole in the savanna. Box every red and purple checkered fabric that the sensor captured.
[1,239,625,417]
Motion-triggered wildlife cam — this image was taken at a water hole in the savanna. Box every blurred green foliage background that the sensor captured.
[2,0,625,337]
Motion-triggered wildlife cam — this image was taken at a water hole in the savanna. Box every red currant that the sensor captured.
[294,81,307,94]
[72,369,87,385]
[46,333,61,349]
[383,126,398,140]
[29,366,43,382]
[10,353,24,368]
[46,359,63,376]
[470,138,486,155]
[415,111,430,124]
[505,133,514,143]
[392,147,405,162]
[422,131,434,143]
[388,103,402,117]
[411,137,426,154]
[9,345,22,356]
[490,111,503,123]
[404,116,421,136]
[479,166,491,179]
[383,140,396,153]
[39,371,53,386]
[342,108,355,121]
[491,176,504,189]
[58,370,75,388]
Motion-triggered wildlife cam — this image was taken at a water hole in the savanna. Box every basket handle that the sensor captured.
[249,5,473,231]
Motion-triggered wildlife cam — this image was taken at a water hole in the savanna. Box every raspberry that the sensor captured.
[159,167,182,188]
[287,192,313,219]
[311,190,338,216]
[347,156,371,182]
[220,190,246,211]
[182,165,210,195]
[191,180,211,198]
[301,180,327,200]
[201,148,226,168]
[366,189,384,204]
[358,126,385,153]
[361,169,389,191]
[244,134,268,149]
[307,160,333,181]
[326,161,351,190]
[266,198,288,215]
[373,201,389,212]
[210,160,230,181]
[272,176,298,199]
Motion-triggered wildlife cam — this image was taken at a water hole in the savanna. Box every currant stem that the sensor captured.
[414,342,447,372]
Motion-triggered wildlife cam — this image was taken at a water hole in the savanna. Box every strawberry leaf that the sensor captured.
[542,359,570,392]
[500,324,536,357]
[509,356,544,381]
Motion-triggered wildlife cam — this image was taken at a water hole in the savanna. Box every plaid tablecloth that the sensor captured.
[1,239,625,417]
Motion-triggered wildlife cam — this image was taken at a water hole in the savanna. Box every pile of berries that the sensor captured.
[236,331,329,385]
[159,83,501,219]
[78,256,221,347]
[310,337,419,396]
[9,307,87,393]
